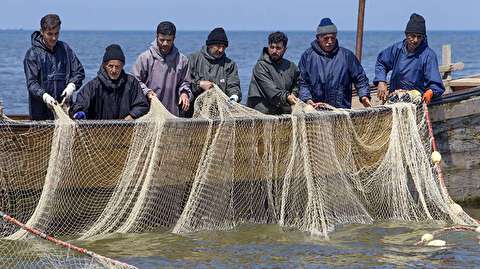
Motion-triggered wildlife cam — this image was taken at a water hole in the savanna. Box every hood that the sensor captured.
[310,39,339,57]
[97,66,127,91]
[402,37,428,57]
[30,31,52,52]
[148,40,179,62]
[201,45,225,63]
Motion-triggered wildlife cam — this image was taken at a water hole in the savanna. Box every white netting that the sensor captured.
[0,86,477,267]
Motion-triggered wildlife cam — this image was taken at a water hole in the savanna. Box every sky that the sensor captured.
[0,0,479,31]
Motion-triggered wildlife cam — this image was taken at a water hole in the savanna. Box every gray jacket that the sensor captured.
[247,48,299,114]
[131,41,192,116]
[188,46,241,100]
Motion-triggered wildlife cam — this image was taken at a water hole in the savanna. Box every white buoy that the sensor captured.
[475,226,480,233]
[421,233,434,242]
[427,240,446,247]
[431,151,442,164]
[450,203,464,215]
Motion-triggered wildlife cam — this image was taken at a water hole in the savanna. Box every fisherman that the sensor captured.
[131,21,192,117]
[298,18,371,109]
[374,13,445,105]
[24,14,85,120]
[247,31,299,114]
[189,27,241,105]
[71,44,148,120]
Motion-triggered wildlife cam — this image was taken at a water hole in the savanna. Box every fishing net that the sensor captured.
[0,87,477,267]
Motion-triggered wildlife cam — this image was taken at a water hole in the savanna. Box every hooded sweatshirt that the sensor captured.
[131,41,192,117]
[24,31,85,120]
[247,47,299,114]
[298,40,370,109]
[71,67,148,120]
[373,38,445,97]
[189,46,241,100]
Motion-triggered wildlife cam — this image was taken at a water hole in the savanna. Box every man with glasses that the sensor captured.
[298,18,371,109]
[374,13,445,105]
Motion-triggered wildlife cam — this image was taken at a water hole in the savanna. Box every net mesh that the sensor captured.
[0,86,477,267]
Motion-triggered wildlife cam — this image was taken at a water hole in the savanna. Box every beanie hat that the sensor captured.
[157,21,176,36]
[316,18,337,35]
[102,44,125,63]
[206,27,228,47]
[405,13,426,35]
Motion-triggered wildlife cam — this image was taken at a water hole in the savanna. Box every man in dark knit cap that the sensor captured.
[188,27,241,105]
[132,21,192,117]
[298,18,371,109]
[71,44,148,120]
[374,13,445,105]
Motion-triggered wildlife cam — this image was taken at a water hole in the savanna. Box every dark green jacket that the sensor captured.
[188,46,241,100]
[247,48,299,114]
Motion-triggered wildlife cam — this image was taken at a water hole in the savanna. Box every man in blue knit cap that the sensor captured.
[374,13,445,105]
[298,18,371,109]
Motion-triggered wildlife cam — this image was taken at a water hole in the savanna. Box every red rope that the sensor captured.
[0,211,136,268]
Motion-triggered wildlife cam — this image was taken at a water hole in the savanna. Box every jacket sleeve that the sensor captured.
[253,63,290,107]
[66,46,85,89]
[131,53,150,95]
[373,45,395,85]
[178,57,193,100]
[290,64,300,96]
[350,53,371,100]
[298,52,313,102]
[70,82,94,117]
[225,62,242,101]
[23,49,45,98]
[188,54,202,97]
[129,79,149,119]
[423,52,445,97]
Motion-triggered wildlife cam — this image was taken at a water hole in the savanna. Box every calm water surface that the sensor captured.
[73,209,480,268]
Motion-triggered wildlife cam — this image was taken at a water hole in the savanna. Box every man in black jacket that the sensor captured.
[24,14,85,120]
[71,44,149,120]
[247,32,299,114]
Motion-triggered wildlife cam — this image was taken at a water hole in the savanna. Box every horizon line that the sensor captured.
[2,28,480,32]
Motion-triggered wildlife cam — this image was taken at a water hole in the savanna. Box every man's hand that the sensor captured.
[146,90,156,100]
[287,94,298,105]
[179,92,190,111]
[377,81,389,103]
[199,81,214,91]
[360,96,372,107]
[61,83,76,99]
[124,115,134,121]
[73,111,86,120]
[422,89,434,105]
[42,93,57,107]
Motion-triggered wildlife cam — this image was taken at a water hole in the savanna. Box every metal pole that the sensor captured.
[355,0,366,62]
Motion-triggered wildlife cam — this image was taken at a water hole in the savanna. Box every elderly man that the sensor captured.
[24,14,85,120]
[374,13,445,105]
[299,18,371,109]
[71,44,148,120]
[189,27,241,103]
[247,31,299,114]
[132,21,192,117]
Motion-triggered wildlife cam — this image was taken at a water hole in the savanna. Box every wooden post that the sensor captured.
[442,44,453,93]
[355,0,366,62]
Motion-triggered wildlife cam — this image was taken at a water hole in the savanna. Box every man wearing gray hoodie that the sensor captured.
[131,21,192,117]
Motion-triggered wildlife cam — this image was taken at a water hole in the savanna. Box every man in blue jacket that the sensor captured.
[24,14,85,120]
[299,18,371,109]
[374,13,445,105]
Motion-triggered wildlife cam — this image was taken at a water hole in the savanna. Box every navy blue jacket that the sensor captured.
[298,41,370,108]
[24,31,85,120]
[71,68,149,120]
[373,39,445,97]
